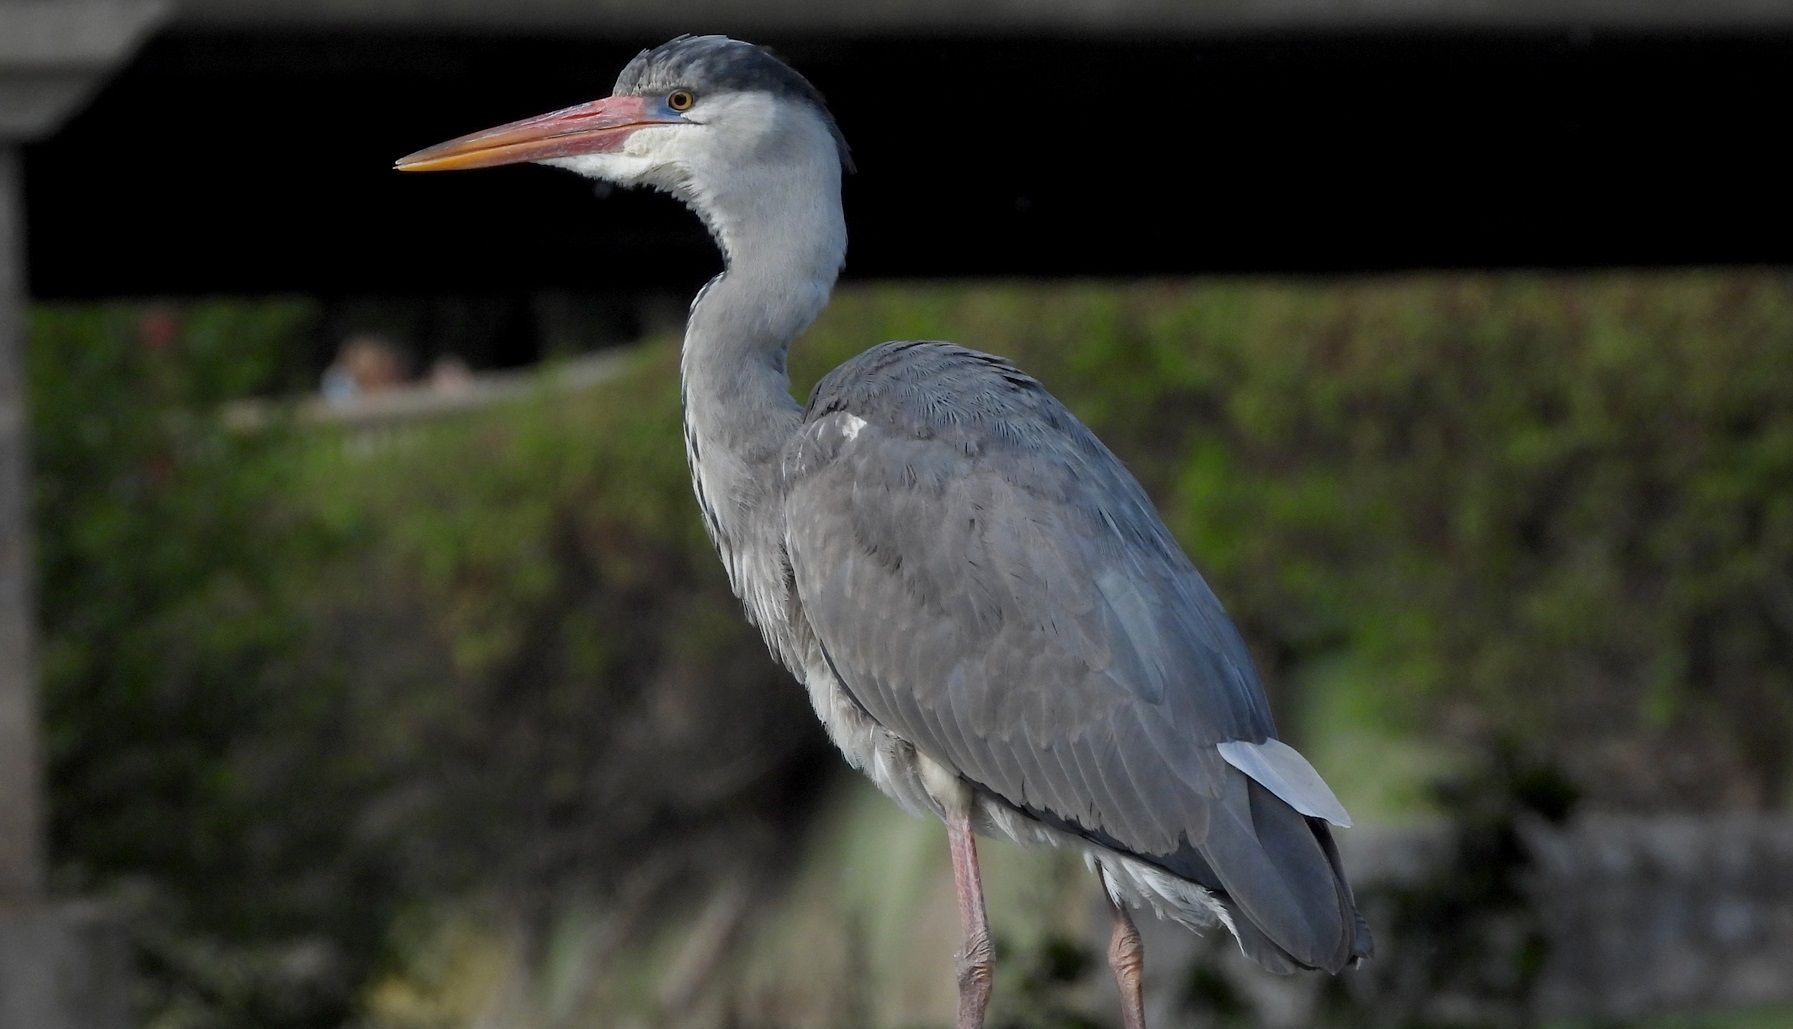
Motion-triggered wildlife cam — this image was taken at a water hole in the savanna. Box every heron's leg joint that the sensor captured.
[1108,902,1147,1029]
[957,923,995,989]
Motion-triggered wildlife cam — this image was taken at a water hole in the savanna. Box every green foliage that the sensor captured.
[28,301,391,1026]
[31,309,825,1027]
[804,274,1793,806]
[28,272,1793,1026]
[1317,741,1579,1026]
[291,346,823,904]
[990,928,1103,1029]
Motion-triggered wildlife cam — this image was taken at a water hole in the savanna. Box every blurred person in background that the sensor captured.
[322,335,409,406]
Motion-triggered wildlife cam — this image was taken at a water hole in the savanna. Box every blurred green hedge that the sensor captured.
[28,272,1793,1026]
[801,275,1793,809]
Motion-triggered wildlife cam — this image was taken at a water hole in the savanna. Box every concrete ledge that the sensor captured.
[164,0,1793,35]
[0,903,131,1029]
[0,1,169,139]
[1527,813,1793,1019]
[1144,813,1793,1024]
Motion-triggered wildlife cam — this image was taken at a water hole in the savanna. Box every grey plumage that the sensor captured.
[631,35,1372,977]
[783,342,1369,973]
[399,33,1370,1011]
[632,33,1370,979]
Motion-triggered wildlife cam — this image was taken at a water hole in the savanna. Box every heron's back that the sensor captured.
[781,340,1369,973]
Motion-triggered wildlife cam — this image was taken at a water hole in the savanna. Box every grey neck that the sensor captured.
[678,155,847,563]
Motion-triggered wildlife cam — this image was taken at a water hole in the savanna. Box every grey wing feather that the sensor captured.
[782,341,1368,973]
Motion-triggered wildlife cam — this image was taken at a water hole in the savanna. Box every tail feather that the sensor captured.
[1168,775,1370,973]
[1312,813,1375,967]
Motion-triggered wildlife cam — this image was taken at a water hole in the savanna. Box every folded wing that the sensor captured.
[781,341,1367,972]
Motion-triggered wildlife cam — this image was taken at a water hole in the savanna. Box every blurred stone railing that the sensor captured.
[1159,812,1793,1025]
[222,348,634,451]
[1525,813,1793,1020]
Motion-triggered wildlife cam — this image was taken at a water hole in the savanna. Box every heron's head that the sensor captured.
[396,35,850,222]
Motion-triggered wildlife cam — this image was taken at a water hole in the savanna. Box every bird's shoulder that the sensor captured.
[785,340,1091,485]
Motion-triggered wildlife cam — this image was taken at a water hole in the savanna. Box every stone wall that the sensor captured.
[1140,813,1793,1025]
[1528,814,1793,1019]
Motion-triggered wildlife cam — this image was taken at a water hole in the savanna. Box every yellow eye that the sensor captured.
[667,90,695,112]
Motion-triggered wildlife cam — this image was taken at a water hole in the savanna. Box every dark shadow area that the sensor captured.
[27,28,1793,306]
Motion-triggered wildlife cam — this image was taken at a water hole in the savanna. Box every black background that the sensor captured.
[26,30,1793,299]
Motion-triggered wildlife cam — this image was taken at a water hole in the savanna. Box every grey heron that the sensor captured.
[397,35,1370,1028]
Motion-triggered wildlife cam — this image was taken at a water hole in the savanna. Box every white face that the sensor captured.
[543,91,789,197]
[548,91,847,243]
[394,79,846,272]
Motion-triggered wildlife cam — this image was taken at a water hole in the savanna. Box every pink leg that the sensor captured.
[1108,900,1147,1029]
[947,807,995,1029]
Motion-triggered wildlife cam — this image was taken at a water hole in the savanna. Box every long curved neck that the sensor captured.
[680,214,843,454]
[679,147,846,578]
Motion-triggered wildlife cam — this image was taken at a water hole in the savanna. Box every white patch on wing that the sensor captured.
[840,413,868,441]
[1217,738,1353,827]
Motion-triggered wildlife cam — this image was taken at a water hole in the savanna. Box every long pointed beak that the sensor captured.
[394,94,675,172]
